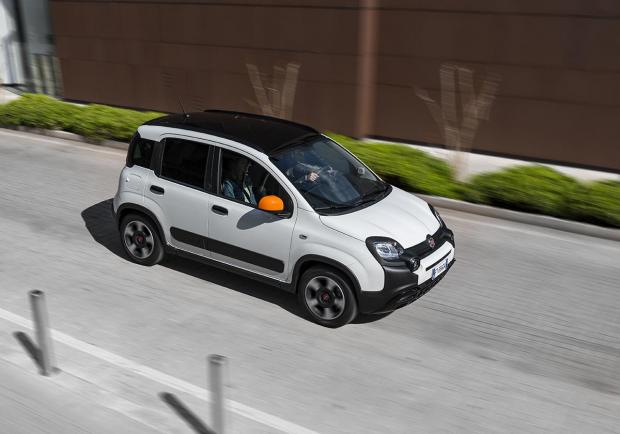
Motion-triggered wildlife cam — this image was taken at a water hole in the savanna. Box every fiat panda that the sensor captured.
[113,110,455,327]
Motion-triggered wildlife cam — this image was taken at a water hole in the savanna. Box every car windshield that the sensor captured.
[270,135,389,213]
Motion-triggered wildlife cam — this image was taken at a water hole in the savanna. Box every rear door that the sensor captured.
[144,136,213,257]
[207,146,297,280]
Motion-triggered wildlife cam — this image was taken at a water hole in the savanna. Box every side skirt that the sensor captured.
[165,246,296,293]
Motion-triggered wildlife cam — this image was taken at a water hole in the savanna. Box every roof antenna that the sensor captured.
[178,97,189,119]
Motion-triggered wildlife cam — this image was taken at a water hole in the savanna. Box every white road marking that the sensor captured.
[0,129,125,156]
[0,307,319,434]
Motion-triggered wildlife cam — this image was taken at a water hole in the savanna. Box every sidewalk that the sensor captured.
[0,358,152,434]
[0,308,287,434]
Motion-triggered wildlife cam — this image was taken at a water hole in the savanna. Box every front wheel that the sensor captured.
[297,266,358,328]
[120,213,164,266]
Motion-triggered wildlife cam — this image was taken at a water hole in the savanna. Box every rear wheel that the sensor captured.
[297,266,358,328]
[120,213,164,266]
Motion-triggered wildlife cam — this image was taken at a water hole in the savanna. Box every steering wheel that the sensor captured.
[303,165,335,194]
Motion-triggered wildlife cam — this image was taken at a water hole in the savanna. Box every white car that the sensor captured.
[113,110,455,327]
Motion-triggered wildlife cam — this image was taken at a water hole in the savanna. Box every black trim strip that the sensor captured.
[209,238,284,273]
[425,251,451,271]
[170,227,204,249]
[170,227,285,273]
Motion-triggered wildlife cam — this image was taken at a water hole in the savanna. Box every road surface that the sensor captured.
[0,129,619,433]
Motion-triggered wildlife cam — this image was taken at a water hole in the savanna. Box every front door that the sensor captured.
[207,147,297,280]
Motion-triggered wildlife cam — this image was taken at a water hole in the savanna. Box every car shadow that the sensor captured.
[81,199,385,325]
[81,199,304,320]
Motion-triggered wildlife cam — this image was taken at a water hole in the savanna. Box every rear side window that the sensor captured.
[127,134,155,169]
[161,138,209,189]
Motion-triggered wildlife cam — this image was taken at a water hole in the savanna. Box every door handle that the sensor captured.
[150,185,165,195]
[211,205,228,215]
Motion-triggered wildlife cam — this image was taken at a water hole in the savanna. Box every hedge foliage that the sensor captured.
[465,165,579,217]
[0,93,162,141]
[465,166,620,227]
[570,180,620,227]
[0,94,618,227]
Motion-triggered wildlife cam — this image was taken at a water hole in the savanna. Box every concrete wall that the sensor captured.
[50,0,620,171]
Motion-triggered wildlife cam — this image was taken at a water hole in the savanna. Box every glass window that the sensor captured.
[270,135,388,213]
[219,149,291,210]
[161,138,209,188]
[128,135,155,169]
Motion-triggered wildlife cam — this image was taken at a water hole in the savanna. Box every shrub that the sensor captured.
[0,93,162,142]
[465,165,580,217]
[328,133,463,198]
[0,93,80,130]
[570,180,620,227]
[70,104,162,141]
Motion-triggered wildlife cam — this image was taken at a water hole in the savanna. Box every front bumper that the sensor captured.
[358,226,455,314]
[358,259,454,314]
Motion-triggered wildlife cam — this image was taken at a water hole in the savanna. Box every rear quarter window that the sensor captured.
[127,134,155,169]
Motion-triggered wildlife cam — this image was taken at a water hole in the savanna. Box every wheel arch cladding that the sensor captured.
[292,255,361,297]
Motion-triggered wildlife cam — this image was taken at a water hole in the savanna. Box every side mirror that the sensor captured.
[258,195,285,213]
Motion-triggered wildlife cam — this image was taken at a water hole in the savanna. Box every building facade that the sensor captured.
[49,0,620,172]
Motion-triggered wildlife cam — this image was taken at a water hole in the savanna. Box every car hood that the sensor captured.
[319,187,440,247]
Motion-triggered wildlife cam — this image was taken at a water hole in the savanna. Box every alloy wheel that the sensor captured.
[304,276,346,320]
[123,220,155,259]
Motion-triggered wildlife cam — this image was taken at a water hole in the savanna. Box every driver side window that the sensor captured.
[218,149,293,212]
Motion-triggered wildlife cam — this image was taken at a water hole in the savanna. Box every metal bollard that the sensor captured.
[29,290,58,376]
[208,354,228,434]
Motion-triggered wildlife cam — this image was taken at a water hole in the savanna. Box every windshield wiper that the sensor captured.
[314,204,355,212]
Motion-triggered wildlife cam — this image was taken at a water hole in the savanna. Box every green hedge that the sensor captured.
[0,94,618,227]
[571,180,620,227]
[465,165,579,217]
[466,166,620,227]
[0,93,163,142]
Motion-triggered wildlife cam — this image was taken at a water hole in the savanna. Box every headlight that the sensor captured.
[366,237,404,262]
[429,204,444,226]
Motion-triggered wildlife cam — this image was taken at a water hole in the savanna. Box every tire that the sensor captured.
[297,265,358,328]
[120,213,165,266]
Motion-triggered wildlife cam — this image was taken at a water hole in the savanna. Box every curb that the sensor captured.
[419,194,620,242]
[13,126,129,151]
[3,126,618,242]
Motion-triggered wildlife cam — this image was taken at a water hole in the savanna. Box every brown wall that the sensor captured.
[51,0,362,133]
[50,0,620,171]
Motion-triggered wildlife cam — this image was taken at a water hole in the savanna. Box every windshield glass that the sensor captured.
[270,136,388,212]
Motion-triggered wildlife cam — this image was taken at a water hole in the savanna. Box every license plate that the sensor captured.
[431,258,449,280]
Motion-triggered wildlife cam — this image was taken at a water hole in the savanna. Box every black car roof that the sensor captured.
[144,110,319,154]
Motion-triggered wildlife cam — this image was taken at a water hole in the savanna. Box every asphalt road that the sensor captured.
[0,129,619,433]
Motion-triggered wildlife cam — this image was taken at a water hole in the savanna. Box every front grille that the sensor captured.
[405,225,453,259]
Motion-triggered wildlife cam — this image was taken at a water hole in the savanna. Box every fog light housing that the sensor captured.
[407,257,420,272]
